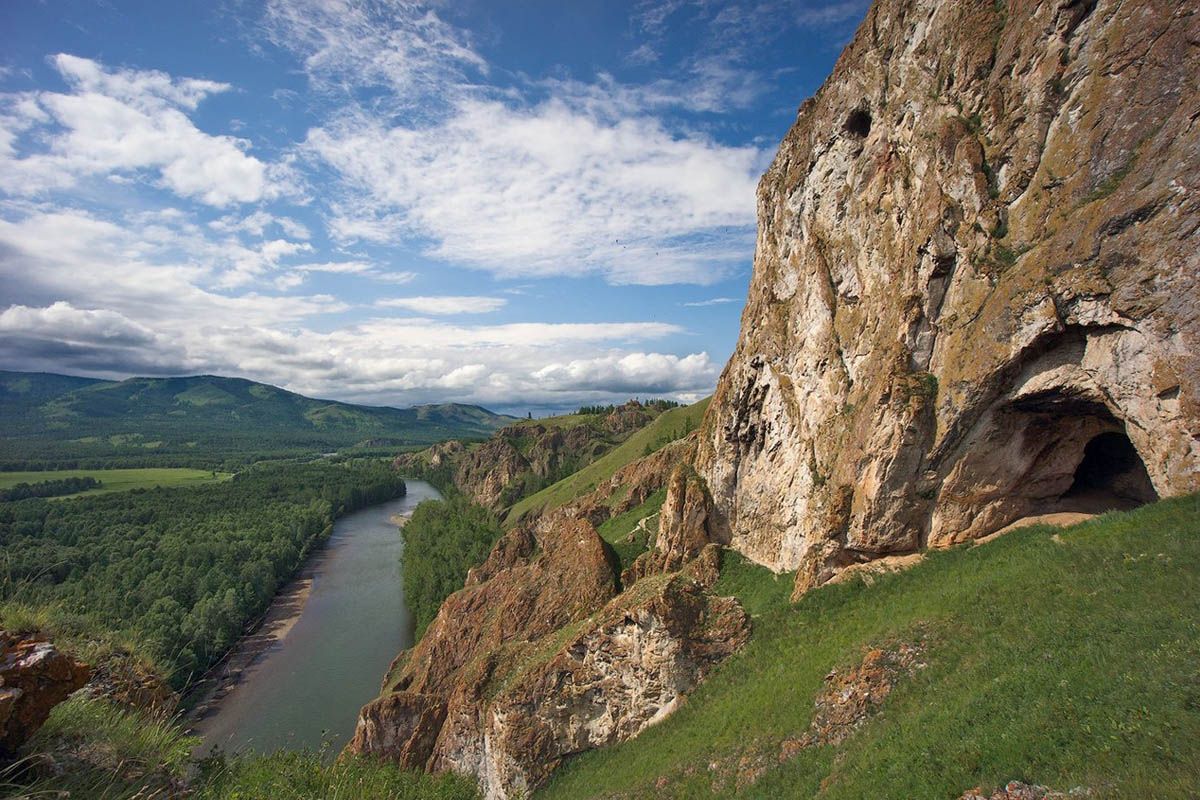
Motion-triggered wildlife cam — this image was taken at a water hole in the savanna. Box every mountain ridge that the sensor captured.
[0,370,517,468]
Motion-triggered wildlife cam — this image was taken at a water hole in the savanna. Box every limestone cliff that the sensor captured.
[691,0,1199,593]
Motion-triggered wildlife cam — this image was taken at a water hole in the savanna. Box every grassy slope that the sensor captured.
[6,696,477,800]
[541,494,1200,799]
[0,467,231,497]
[504,397,710,525]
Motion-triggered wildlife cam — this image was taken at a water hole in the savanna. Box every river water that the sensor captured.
[193,480,441,755]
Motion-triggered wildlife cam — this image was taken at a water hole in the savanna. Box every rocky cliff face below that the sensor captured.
[694,0,1200,593]
[395,402,656,511]
[348,507,747,799]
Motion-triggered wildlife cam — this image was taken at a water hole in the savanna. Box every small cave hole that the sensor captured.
[1062,431,1158,511]
[843,108,872,139]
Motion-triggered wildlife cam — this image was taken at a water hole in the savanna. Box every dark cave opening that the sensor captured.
[843,108,872,139]
[1061,430,1158,511]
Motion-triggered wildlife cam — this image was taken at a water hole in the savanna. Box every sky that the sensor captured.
[0,0,867,415]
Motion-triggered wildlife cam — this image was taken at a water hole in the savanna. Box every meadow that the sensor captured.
[0,467,231,498]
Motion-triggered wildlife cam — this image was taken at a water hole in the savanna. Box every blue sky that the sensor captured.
[0,0,866,414]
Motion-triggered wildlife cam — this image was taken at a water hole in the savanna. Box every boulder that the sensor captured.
[0,631,90,756]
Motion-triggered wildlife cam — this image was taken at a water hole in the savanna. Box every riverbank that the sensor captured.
[184,486,435,755]
[184,556,319,735]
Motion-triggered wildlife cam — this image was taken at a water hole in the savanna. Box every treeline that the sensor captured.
[0,460,405,688]
[0,446,417,474]
[576,398,681,415]
[401,494,502,638]
[0,476,100,502]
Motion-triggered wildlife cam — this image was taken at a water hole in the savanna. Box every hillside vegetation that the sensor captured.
[0,460,406,687]
[0,371,513,469]
[541,494,1200,799]
[504,397,710,525]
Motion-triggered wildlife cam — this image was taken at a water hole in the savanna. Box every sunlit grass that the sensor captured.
[505,397,710,525]
[0,467,231,498]
[542,494,1200,799]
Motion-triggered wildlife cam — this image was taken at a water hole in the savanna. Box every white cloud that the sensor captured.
[376,295,506,315]
[0,54,282,206]
[308,98,761,285]
[262,0,485,106]
[0,206,712,407]
[533,352,717,393]
[682,296,736,307]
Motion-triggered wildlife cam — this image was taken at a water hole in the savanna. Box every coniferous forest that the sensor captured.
[0,460,405,687]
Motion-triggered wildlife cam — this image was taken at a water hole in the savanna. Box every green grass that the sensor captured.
[3,697,479,800]
[195,752,478,800]
[505,397,710,525]
[0,467,231,497]
[2,696,197,799]
[598,488,667,575]
[540,494,1200,799]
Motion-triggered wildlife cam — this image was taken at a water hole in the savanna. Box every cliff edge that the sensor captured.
[694,0,1199,593]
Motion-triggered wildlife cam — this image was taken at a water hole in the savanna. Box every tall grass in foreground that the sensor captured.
[195,751,478,800]
[542,493,1200,799]
[1,696,195,799]
[3,696,479,800]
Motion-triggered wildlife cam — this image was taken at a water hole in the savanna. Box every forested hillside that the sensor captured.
[0,371,514,469]
[0,459,406,687]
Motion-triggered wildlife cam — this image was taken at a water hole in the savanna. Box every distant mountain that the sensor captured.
[0,371,517,468]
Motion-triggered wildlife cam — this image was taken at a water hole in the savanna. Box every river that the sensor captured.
[191,480,441,755]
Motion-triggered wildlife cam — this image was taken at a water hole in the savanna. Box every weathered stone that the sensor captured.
[0,631,90,756]
[348,512,748,799]
[692,0,1200,593]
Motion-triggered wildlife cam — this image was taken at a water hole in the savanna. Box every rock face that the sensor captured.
[0,631,90,756]
[348,511,748,799]
[694,0,1200,592]
[396,402,656,512]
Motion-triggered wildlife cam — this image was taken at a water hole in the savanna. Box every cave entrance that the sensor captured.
[1060,430,1158,512]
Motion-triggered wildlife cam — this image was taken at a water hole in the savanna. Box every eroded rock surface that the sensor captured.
[0,631,90,756]
[348,512,748,799]
[693,0,1200,593]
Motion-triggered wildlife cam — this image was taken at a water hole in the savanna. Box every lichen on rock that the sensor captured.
[693,0,1200,594]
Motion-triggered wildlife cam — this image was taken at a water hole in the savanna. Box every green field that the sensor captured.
[0,468,231,498]
[541,494,1200,799]
[504,397,710,525]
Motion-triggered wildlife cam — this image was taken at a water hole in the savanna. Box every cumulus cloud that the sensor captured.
[0,301,187,375]
[533,352,716,393]
[0,206,711,407]
[0,54,283,206]
[376,296,506,315]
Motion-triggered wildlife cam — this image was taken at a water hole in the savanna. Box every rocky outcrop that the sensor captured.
[625,462,722,582]
[0,631,90,756]
[348,511,748,799]
[694,0,1200,593]
[959,782,1088,800]
[396,403,660,512]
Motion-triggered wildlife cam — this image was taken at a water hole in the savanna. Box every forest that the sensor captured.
[0,460,406,688]
[400,494,503,638]
[0,476,100,501]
